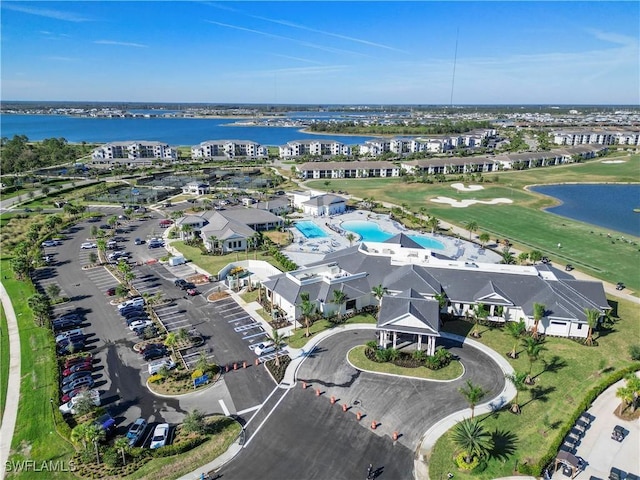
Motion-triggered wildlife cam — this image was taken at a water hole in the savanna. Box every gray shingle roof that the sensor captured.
[377,288,440,335]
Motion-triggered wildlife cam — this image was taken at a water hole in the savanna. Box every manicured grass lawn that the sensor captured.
[171,241,289,275]
[306,155,640,292]
[1,260,77,480]
[287,313,377,349]
[347,346,463,380]
[428,295,640,479]
[239,289,260,304]
[0,304,8,423]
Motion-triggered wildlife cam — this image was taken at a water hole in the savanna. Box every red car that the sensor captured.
[63,363,93,377]
[63,354,93,369]
[186,288,199,296]
[106,287,116,296]
[61,387,91,404]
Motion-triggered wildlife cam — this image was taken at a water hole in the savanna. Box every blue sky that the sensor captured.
[1,1,638,104]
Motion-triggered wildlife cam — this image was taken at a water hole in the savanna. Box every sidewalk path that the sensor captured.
[0,282,21,480]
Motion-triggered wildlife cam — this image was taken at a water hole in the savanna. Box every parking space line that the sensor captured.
[218,399,230,416]
[236,404,262,416]
[234,323,260,332]
[244,331,267,340]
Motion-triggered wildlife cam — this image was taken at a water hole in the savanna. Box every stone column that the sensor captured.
[417,334,422,351]
[393,331,397,349]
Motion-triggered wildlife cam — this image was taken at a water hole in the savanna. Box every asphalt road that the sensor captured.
[217,329,505,480]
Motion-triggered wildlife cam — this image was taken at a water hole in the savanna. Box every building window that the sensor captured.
[346,299,356,310]
[577,324,583,330]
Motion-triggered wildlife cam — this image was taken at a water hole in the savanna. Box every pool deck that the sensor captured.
[285,210,501,267]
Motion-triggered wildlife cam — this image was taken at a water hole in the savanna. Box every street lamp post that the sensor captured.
[50,398,56,426]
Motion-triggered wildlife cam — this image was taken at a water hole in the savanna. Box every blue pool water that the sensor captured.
[341,220,445,250]
[295,221,328,239]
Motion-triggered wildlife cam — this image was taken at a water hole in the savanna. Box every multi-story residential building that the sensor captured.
[552,129,640,146]
[91,141,177,166]
[296,161,400,179]
[191,140,268,160]
[402,157,498,175]
[278,139,351,158]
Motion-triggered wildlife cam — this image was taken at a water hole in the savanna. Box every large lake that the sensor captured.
[0,114,379,146]
[530,184,640,237]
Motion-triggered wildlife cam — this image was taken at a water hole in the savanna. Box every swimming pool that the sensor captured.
[341,220,445,250]
[295,221,328,239]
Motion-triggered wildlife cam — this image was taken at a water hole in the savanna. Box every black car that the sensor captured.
[174,280,195,291]
[119,305,145,317]
[143,347,168,361]
[56,339,85,355]
[52,317,83,332]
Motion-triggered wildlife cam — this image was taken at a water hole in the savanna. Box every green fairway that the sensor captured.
[306,155,640,292]
[428,295,640,479]
[1,260,76,480]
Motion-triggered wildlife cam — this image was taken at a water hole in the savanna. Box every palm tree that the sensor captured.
[107,215,118,229]
[522,336,546,384]
[464,221,479,241]
[71,422,91,449]
[85,423,105,464]
[478,232,490,248]
[500,247,515,265]
[471,303,488,337]
[208,235,219,255]
[450,418,492,465]
[300,299,316,338]
[584,308,600,346]
[616,375,640,414]
[265,329,287,367]
[458,380,486,419]
[181,223,193,240]
[114,436,130,465]
[27,293,51,327]
[426,216,440,234]
[434,291,448,313]
[164,332,178,355]
[345,232,356,247]
[517,252,529,265]
[505,371,528,414]
[532,302,546,339]
[332,289,347,321]
[506,320,526,358]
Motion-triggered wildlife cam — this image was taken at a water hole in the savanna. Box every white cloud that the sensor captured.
[2,4,91,22]
[94,40,148,48]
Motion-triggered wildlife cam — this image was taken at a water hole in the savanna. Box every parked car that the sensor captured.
[106,287,116,296]
[61,387,93,404]
[150,423,170,449]
[143,347,168,361]
[186,288,199,296]
[125,315,150,326]
[134,237,144,245]
[56,339,85,356]
[118,297,145,310]
[61,376,94,394]
[135,326,159,339]
[94,413,116,434]
[41,240,60,247]
[253,341,275,356]
[126,418,148,446]
[148,358,176,375]
[138,343,164,355]
[119,305,145,317]
[80,242,97,249]
[106,240,117,249]
[63,354,93,369]
[61,371,92,386]
[148,240,164,249]
[55,328,84,344]
[52,317,83,332]
[59,389,100,415]
[122,310,147,322]
[174,279,188,288]
[129,319,153,331]
[62,363,93,377]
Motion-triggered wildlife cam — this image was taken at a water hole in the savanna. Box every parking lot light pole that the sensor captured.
[50,398,56,426]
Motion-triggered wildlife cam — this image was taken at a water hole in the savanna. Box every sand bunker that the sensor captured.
[430,196,513,208]
[451,183,485,192]
[601,160,626,164]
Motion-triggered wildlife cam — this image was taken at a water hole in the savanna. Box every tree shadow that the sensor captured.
[490,428,518,461]
[537,355,567,378]
[523,385,556,407]
[607,299,619,318]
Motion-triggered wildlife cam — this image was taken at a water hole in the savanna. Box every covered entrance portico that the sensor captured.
[376,288,441,356]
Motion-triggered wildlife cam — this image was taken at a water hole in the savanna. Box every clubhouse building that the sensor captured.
[262,235,609,352]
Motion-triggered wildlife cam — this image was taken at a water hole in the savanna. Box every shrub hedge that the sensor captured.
[517,362,640,476]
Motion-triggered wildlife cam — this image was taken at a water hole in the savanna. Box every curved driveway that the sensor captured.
[218,329,505,480]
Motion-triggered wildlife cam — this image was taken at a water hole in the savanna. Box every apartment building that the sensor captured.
[91,141,177,166]
[296,161,400,179]
[552,129,640,146]
[278,139,351,158]
[191,140,268,159]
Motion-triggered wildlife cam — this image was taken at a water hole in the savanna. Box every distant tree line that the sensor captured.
[0,135,94,174]
[307,120,492,135]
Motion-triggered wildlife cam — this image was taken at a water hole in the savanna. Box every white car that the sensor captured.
[129,319,153,331]
[59,389,100,415]
[150,423,169,449]
[80,242,97,249]
[253,341,275,356]
[117,297,145,310]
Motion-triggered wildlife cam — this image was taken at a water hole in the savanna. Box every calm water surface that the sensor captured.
[0,114,379,145]
[531,184,640,237]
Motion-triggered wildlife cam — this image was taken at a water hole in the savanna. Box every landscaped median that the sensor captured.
[287,314,377,349]
[426,296,640,479]
[347,345,463,381]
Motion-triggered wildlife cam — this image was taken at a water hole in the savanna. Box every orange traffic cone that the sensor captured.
[356,412,362,421]
[342,404,348,412]
[330,395,336,404]
[393,431,399,441]
[316,388,321,396]
[302,381,307,389]
[371,421,377,430]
